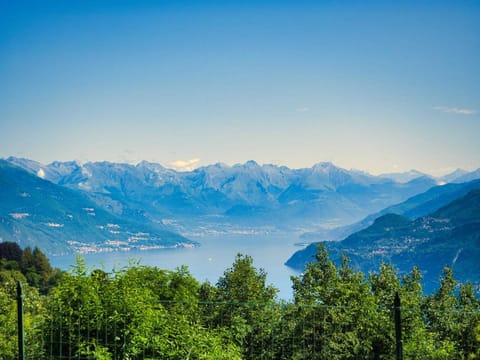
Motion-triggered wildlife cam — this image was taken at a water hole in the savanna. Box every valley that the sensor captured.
[1,156,480,296]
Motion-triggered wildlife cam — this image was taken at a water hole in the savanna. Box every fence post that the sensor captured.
[394,292,403,360]
[17,281,25,360]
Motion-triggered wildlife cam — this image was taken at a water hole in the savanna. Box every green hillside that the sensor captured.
[287,188,480,292]
[0,160,195,254]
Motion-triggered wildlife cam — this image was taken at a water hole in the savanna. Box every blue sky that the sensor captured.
[1,0,479,174]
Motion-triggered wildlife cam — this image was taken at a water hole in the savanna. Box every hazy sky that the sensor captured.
[1,0,479,175]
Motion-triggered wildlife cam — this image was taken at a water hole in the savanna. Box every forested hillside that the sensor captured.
[1,242,480,359]
[0,160,195,254]
[287,188,480,293]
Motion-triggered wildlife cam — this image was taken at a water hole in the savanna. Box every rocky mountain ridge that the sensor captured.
[5,157,449,234]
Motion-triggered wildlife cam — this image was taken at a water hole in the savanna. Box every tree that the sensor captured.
[200,253,279,359]
[423,266,475,359]
[369,264,455,359]
[291,245,378,359]
[369,263,400,358]
[0,241,23,262]
[44,256,241,359]
[18,246,60,294]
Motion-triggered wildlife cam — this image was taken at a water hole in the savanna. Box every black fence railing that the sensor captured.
[5,281,480,359]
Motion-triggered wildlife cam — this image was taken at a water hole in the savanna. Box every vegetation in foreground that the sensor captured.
[1,241,480,359]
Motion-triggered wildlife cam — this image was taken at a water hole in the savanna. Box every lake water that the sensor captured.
[49,234,304,300]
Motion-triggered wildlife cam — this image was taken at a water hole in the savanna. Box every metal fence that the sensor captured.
[5,281,414,360]
[6,280,480,359]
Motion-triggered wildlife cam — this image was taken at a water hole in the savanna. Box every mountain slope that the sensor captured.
[6,157,439,234]
[286,188,480,292]
[300,178,480,242]
[0,160,195,255]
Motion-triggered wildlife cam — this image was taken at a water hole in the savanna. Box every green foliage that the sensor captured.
[0,281,17,358]
[424,267,480,358]
[1,245,479,359]
[292,246,379,359]
[0,241,23,261]
[0,271,46,359]
[0,243,62,294]
[289,245,480,359]
[200,253,279,359]
[43,256,241,359]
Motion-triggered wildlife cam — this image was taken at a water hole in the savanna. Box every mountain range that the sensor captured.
[2,156,480,261]
[5,157,448,229]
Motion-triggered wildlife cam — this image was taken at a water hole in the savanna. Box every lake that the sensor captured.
[49,234,304,300]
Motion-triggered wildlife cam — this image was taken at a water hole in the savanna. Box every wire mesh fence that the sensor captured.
[4,286,480,360]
